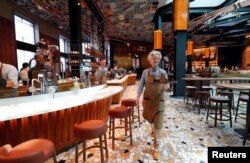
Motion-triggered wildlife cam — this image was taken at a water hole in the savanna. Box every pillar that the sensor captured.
[173,32,187,96]
[68,0,82,77]
[187,55,192,73]
[173,0,188,96]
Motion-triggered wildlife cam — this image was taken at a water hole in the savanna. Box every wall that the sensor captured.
[0,0,68,67]
[0,16,16,66]
[113,44,150,70]
[191,47,218,68]
[113,44,132,69]
[218,46,243,69]
[241,46,250,69]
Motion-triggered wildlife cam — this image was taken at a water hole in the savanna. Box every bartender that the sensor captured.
[28,50,55,85]
[0,61,18,98]
[95,58,108,84]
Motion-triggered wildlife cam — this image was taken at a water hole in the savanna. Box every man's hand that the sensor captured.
[6,80,15,88]
[136,96,140,106]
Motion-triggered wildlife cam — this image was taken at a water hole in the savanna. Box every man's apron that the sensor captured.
[0,63,18,99]
[142,70,165,129]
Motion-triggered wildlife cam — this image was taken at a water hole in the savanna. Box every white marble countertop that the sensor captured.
[182,77,250,81]
[107,76,128,84]
[0,85,123,121]
[107,74,136,84]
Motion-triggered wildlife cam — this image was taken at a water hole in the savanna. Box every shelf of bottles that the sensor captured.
[69,50,80,77]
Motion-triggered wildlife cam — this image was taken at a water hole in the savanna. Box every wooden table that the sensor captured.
[182,77,250,90]
[211,83,250,145]
[107,74,136,104]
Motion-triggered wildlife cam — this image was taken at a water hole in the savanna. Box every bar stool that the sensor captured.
[184,86,197,104]
[235,91,249,122]
[243,114,250,145]
[74,120,108,163]
[206,96,232,127]
[193,90,210,114]
[202,85,214,95]
[215,86,227,94]
[109,106,132,150]
[0,139,57,163]
[121,99,140,127]
[217,90,235,113]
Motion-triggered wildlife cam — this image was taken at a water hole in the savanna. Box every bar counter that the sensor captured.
[0,85,123,151]
[107,73,137,104]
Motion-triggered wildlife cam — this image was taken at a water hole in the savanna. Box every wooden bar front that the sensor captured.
[107,74,137,104]
[0,86,122,151]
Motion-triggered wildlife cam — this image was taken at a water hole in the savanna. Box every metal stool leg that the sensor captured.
[229,101,232,128]
[83,140,86,162]
[235,99,240,122]
[112,117,115,150]
[129,114,133,146]
[104,133,108,159]
[99,135,104,163]
[75,140,79,163]
[243,116,250,145]
[214,102,218,127]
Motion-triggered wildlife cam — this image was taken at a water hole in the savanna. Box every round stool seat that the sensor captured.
[186,86,197,89]
[109,107,131,118]
[217,90,233,95]
[121,99,137,107]
[0,139,56,163]
[196,91,210,96]
[239,95,249,102]
[202,86,212,89]
[74,120,107,140]
[210,96,229,102]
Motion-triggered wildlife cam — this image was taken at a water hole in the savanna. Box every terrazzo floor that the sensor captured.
[51,82,250,163]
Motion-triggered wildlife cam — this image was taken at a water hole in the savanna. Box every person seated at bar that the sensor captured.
[136,50,168,159]
[95,58,108,84]
[0,61,18,98]
[19,62,29,85]
[28,50,55,86]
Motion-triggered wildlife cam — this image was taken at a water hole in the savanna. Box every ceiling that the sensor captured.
[12,0,250,50]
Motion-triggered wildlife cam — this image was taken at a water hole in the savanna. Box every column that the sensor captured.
[173,32,186,96]
[68,0,82,77]
[173,0,188,96]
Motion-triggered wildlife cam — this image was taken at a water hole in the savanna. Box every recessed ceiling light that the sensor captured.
[37,4,43,10]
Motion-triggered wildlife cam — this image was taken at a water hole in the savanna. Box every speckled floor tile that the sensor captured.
[50,81,250,163]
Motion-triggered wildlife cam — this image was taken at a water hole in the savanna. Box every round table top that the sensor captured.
[211,83,250,90]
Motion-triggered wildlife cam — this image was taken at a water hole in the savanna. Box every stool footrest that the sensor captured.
[208,114,231,121]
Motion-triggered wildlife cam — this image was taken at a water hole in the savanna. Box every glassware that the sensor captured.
[46,85,57,98]
[155,71,160,81]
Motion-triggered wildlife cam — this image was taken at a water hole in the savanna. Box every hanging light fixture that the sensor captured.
[154,30,162,50]
[204,48,210,58]
[173,0,188,31]
[187,41,193,55]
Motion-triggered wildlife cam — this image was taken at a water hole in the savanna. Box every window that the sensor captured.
[16,49,35,71]
[14,14,37,70]
[59,36,70,53]
[14,15,35,45]
[60,57,66,72]
[82,43,91,55]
